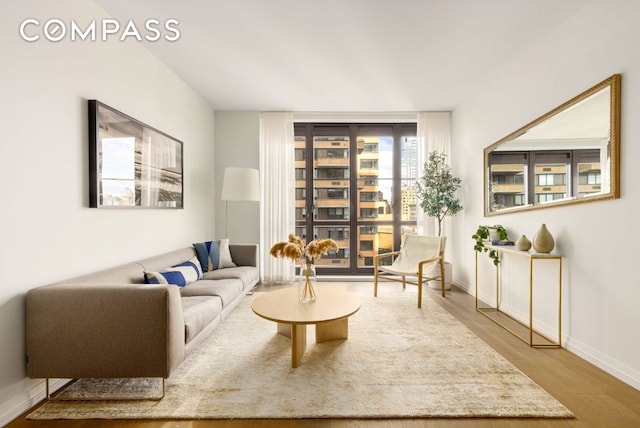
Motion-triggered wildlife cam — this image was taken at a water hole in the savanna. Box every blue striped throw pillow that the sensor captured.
[144,256,203,287]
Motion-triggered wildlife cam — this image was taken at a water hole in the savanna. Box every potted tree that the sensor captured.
[415,151,463,290]
[416,151,464,237]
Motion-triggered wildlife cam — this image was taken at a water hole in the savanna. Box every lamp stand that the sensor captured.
[225,200,229,239]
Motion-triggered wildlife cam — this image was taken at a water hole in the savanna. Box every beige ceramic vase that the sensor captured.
[532,224,554,253]
[515,234,532,251]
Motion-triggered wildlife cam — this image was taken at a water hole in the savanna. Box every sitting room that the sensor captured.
[2,0,640,427]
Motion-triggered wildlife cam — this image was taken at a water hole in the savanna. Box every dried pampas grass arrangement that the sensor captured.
[270,234,338,264]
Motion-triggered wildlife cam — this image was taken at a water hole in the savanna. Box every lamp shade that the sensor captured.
[221,167,260,201]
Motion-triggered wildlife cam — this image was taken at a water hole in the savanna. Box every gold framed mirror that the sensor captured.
[484,74,621,216]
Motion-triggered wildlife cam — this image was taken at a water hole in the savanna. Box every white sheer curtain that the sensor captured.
[259,112,295,283]
[416,112,452,236]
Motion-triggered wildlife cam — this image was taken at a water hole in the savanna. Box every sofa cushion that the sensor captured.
[202,266,258,290]
[144,257,203,287]
[179,278,243,307]
[181,296,223,344]
[193,239,236,271]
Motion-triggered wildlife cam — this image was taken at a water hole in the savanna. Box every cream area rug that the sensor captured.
[29,286,573,420]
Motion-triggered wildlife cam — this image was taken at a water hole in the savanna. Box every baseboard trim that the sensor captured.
[454,279,640,392]
[563,339,640,391]
[0,378,68,426]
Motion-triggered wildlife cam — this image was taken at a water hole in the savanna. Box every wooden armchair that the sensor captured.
[373,235,446,308]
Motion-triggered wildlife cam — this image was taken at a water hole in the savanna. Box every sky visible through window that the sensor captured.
[376,136,393,203]
[101,137,135,198]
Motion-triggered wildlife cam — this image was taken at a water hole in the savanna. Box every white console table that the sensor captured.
[475,244,562,348]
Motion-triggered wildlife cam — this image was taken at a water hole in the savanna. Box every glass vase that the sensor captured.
[298,263,317,303]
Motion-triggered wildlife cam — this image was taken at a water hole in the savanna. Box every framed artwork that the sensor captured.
[88,100,183,208]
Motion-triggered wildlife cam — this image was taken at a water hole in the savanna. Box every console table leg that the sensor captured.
[529,257,534,346]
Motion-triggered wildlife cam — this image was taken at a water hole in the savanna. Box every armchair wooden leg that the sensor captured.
[418,277,423,308]
[402,275,406,290]
[373,258,379,297]
[440,262,446,297]
[374,272,378,297]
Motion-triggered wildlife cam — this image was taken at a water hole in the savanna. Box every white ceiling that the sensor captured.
[95,0,591,112]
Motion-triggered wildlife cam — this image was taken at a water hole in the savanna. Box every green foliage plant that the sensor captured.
[415,151,463,236]
[472,225,508,265]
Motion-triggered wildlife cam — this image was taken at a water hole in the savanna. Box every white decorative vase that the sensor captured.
[533,224,555,253]
[298,263,317,303]
[428,262,452,291]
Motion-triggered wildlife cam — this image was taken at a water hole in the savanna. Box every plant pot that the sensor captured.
[427,261,452,291]
[488,227,501,243]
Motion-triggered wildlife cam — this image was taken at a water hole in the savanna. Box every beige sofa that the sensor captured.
[25,244,258,389]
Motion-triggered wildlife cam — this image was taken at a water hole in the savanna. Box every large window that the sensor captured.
[295,123,417,275]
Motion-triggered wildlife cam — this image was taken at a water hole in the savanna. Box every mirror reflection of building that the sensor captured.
[484,74,620,215]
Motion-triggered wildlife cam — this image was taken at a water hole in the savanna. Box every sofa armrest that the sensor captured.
[229,244,258,267]
[26,284,185,379]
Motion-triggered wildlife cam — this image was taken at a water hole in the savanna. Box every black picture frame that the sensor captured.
[88,100,184,208]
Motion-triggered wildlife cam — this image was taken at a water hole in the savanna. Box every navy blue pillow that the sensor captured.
[193,239,236,272]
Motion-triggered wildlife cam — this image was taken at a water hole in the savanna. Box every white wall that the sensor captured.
[0,1,215,424]
[214,112,261,244]
[451,0,640,390]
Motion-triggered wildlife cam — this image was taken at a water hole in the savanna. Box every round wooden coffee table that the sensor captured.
[251,287,360,367]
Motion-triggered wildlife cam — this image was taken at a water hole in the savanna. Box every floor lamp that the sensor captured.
[220,167,260,239]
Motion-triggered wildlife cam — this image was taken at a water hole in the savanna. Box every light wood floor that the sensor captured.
[8,282,640,428]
